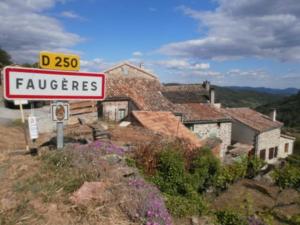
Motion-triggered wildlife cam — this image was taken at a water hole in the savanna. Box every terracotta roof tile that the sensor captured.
[132,111,202,149]
[162,84,209,104]
[106,77,180,112]
[174,103,231,123]
[222,108,283,132]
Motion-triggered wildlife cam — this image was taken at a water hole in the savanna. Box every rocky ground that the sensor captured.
[0,121,299,225]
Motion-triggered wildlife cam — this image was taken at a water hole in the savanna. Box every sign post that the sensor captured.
[51,102,69,149]
[14,101,30,151]
[3,66,106,150]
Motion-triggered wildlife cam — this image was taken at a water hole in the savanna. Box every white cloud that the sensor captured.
[226,69,270,79]
[153,59,210,71]
[132,51,143,57]
[160,0,300,62]
[80,58,113,72]
[0,0,82,63]
[60,11,83,20]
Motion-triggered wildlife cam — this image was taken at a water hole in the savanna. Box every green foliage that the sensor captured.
[289,214,300,225]
[215,158,248,191]
[165,193,206,217]
[153,149,187,195]
[125,157,136,167]
[151,147,210,217]
[21,62,39,68]
[214,85,284,108]
[246,156,265,178]
[286,154,300,167]
[215,157,265,191]
[257,92,300,129]
[272,163,300,189]
[0,48,12,68]
[215,210,247,225]
[189,148,221,193]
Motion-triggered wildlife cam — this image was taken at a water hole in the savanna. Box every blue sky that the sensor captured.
[1,0,300,88]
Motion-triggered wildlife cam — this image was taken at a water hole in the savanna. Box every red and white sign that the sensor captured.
[3,67,106,100]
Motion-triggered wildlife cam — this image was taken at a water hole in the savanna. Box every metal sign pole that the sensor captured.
[57,121,64,149]
[19,104,29,151]
[54,101,67,150]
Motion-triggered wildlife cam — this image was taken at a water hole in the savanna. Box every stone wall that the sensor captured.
[279,136,294,159]
[101,101,129,121]
[192,122,232,158]
[256,128,281,164]
[231,121,256,145]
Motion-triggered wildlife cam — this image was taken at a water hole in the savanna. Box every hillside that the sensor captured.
[214,86,284,108]
[227,86,299,96]
[256,92,300,129]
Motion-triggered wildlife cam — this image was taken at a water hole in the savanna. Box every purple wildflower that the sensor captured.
[128,178,173,225]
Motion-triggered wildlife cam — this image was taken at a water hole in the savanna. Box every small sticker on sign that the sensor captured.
[28,116,39,140]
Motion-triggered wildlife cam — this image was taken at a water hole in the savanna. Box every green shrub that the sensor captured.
[289,214,300,225]
[273,164,300,189]
[215,158,248,191]
[215,210,247,225]
[165,193,206,217]
[286,154,300,167]
[125,157,136,167]
[153,149,187,195]
[189,148,221,192]
[246,156,265,178]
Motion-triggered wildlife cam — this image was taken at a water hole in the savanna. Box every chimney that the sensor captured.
[210,88,215,105]
[203,80,210,91]
[139,62,144,69]
[270,109,277,121]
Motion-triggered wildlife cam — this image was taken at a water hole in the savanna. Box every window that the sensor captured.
[285,143,289,153]
[187,125,194,132]
[118,109,126,120]
[269,147,275,160]
[260,149,266,160]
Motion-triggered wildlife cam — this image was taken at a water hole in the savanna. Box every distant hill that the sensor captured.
[214,86,285,108]
[256,91,300,128]
[227,86,299,96]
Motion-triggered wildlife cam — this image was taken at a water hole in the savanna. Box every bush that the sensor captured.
[289,214,300,225]
[153,148,187,195]
[165,193,206,217]
[189,148,221,193]
[246,156,265,178]
[215,210,247,225]
[215,158,248,191]
[273,163,300,189]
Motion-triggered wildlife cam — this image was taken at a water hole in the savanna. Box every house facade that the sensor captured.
[176,103,232,158]
[223,108,295,164]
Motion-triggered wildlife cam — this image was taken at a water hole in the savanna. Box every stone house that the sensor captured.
[177,103,232,158]
[104,62,158,80]
[100,62,181,122]
[161,83,232,158]
[222,108,295,163]
[100,64,230,158]
[100,76,180,121]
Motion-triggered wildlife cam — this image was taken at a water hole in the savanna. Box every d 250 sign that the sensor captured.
[39,52,80,71]
[3,67,105,100]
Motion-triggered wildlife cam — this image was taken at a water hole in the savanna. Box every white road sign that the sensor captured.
[14,100,29,105]
[3,67,106,101]
[28,116,39,139]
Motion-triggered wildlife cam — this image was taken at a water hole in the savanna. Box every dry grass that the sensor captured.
[0,139,140,224]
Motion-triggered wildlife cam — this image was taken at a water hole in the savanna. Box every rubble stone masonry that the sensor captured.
[193,122,232,158]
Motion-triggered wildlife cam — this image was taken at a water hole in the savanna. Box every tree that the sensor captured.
[0,48,12,68]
